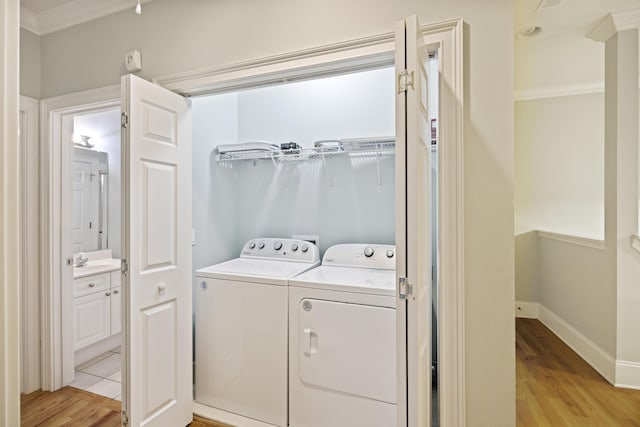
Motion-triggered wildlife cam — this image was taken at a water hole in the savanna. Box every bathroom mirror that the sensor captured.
[72,147,109,253]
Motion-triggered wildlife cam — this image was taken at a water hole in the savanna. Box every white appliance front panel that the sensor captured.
[290,266,396,297]
[289,286,396,427]
[195,277,288,427]
[196,258,319,285]
[298,298,397,404]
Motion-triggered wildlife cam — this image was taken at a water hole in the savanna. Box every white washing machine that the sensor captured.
[288,243,397,427]
[195,238,320,427]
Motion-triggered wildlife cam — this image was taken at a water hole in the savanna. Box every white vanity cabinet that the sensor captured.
[110,271,122,335]
[73,269,122,350]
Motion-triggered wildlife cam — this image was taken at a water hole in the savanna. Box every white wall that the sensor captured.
[193,67,395,263]
[236,67,395,146]
[515,93,605,239]
[191,92,239,270]
[20,28,41,99]
[233,156,395,254]
[73,109,122,257]
[37,0,516,423]
[515,36,604,95]
[538,237,615,355]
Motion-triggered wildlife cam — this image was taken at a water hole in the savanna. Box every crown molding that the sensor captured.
[20,0,152,36]
[589,8,640,42]
[20,7,39,34]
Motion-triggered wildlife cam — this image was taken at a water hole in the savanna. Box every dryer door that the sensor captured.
[298,298,396,403]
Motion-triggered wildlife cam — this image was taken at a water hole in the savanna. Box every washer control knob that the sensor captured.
[301,244,309,253]
[248,241,256,249]
[258,241,265,249]
[386,249,395,258]
[364,247,375,257]
[274,241,283,251]
[291,243,299,251]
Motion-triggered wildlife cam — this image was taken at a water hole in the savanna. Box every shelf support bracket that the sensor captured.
[320,151,334,191]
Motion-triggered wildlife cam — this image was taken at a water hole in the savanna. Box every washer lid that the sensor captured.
[289,265,396,296]
[196,258,320,285]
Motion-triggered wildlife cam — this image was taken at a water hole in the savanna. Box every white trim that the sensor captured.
[21,0,153,36]
[538,305,616,383]
[631,234,640,254]
[518,303,640,389]
[420,18,466,427]
[156,20,466,425]
[20,95,41,394]
[589,8,640,42]
[615,360,640,390]
[193,402,273,427]
[154,33,395,96]
[20,7,38,34]
[40,84,120,391]
[1,0,21,423]
[514,301,539,319]
[537,230,606,250]
[514,82,605,101]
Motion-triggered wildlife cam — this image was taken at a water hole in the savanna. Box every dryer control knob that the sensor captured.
[274,241,283,251]
[291,243,299,251]
[248,241,256,249]
[258,241,265,249]
[386,249,395,258]
[301,244,309,253]
[364,247,375,257]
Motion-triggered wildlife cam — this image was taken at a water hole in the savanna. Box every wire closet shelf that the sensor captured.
[215,137,395,162]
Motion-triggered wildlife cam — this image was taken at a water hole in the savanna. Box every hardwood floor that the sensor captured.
[517,318,640,426]
[22,321,640,426]
[21,387,231,426]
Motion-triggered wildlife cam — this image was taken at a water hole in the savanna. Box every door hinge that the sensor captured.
[121,259,128,276]
[121,410,129,426]
[397,69,415,93]
[399,276,413,299]
[121,112,129,129]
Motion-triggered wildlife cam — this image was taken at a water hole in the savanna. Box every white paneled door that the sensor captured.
[121,74,192,427]
[72,156,99,253]
[395,15,433,427]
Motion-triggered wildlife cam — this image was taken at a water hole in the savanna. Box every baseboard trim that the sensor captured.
[193,402,275,427]
[515,301,640,388]
[537,305,616,383]
[515,301,539,319]
[616,360,640,390]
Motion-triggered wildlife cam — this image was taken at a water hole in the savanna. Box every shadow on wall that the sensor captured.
[515,231,539,303]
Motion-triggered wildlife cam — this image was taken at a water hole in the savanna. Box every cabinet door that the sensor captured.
[74,291,111,350]
[111,286,121,335]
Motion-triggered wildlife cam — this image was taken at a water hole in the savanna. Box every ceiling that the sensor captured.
[21,0,152,35]
[515,0,640,95]
[516,0,640,39]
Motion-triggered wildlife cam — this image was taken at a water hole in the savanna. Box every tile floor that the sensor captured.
[70,346,122,401]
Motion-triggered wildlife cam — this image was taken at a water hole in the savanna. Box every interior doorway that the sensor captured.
[35,17,464,426]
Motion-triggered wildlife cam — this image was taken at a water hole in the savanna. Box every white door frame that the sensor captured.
[40,85,120,390]
[157,18,465,425]
[20,95,41,394]
[40,18,464,424]
[1,0,21,423]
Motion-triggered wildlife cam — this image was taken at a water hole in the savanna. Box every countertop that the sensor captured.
[73,257,121,279]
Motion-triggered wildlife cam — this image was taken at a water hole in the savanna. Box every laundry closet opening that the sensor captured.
[189,56,441,427]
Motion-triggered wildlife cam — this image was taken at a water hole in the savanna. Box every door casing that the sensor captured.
[39,18,464,425]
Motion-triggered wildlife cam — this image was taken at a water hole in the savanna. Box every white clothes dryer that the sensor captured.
[288,243,397,427]
[195,238,320,427]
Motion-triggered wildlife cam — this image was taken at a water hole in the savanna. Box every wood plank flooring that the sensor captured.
[21,320,640,426]
[21,387,231,426]
[517,318,640,426]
